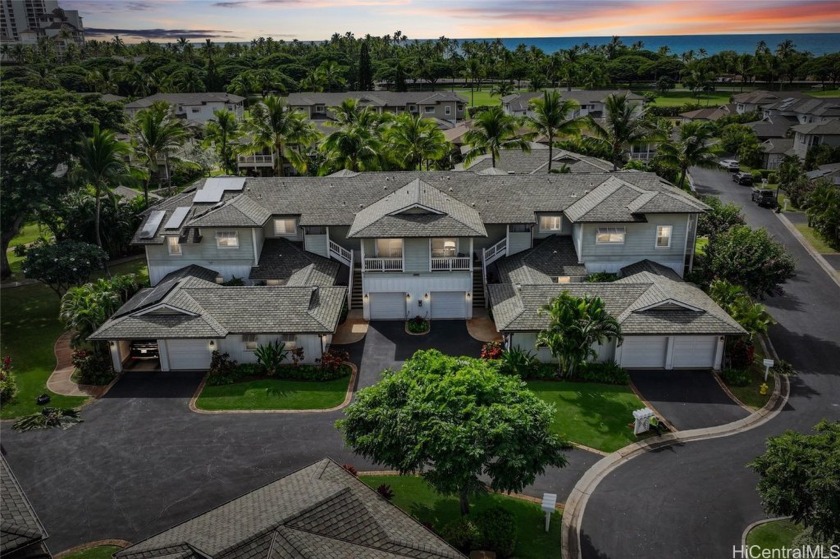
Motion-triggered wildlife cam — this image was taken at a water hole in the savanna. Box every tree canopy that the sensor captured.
[337,350,569,515]
[23,241,109,298]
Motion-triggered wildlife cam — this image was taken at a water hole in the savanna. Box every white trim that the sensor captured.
[539,215,563,232]
[595,227,626,245]
[655,225,673,249]
[134,303,200,317]
[167,236,182,256]
[215,231,239,249]
[252,229,259,264]
[634,298,703,313]
[387,203,443,216]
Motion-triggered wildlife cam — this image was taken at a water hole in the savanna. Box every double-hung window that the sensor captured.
[424,106,436,114]
[596,227,626,244]
[431,238,457,257]
[656,225,673,248]
[167,236,182,256]
[375,238,403,258]
[539,215,562,232]
[216,231,239,249]
[281,334,297,349]
[274,218,297,236]
[243,334,258,350]
[445,105,451,116]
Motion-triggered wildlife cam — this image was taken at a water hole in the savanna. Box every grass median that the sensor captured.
[195,375,351,411]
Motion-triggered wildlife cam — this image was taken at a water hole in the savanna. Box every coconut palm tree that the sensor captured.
[74,124,131,253]
[248,95,318,176]
[489,81,515,103]
[463,106,531,168]
[657,121,719,190]
[204,108,240,174]
[320,125,380,172]
[586,93,656,171]
[527,91,583,172]
[131,101,188,201]
[385,113,450,170]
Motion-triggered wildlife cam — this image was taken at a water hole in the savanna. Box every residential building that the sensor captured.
[15,5,83,52]
[285,91,467,127]
[679,104,736,123]
[455,144,614,174]
[116,459,466,559]
[90,171,741,372]
[746,116,798,141]
[732,90,805,115]
[791,120,840,159]
[1,455,51,559]
[761,96,840,125]
[760,138,795,169]
[501,89,645,120]
[805,162,840,185]
[125,93,245,124]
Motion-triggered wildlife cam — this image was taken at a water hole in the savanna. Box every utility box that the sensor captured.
[633,407,655,435]
[541,493,557,532]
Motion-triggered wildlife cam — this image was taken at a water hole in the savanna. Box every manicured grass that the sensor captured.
[650,91,732,107]
[725,344,776,410]
[0,257,148,419]
[195,376,351,410]
[795,223,837,254]
[746,519,803,550]
[60,545,123,559]
[359,474,562,559]
[808,89,840,98]
[527,380,645,452]
[5,223,51,278]
[452,86,529,108]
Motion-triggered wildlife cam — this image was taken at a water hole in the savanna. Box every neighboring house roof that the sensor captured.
[117,459,465,559]
[791,120,840,136]
[99,93,126,103]
[619,259,682,281]
[746,116,797,139]
[501,89,644,113]
[0,455,50,558]
[347,178,487,238]
[133,172,701,246]
[250,238,340,284]
[442,123,471,144]
[285,90,466,108]
[457,146,614,175]
[761,138,795,155]
[732,90,804,105]
[488,268,744,335]
[187,194,272,228]
[679,104,735,121]
[89,267,346,340]
[763,97,840,118]
[805,162,840,182]
[114,185,161,202]
[494,236,587,284]
[125,92,245,110]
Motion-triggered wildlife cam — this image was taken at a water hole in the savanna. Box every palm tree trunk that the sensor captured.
[547,133,554,172]
[459,488,470,516]
[94,184,111,276]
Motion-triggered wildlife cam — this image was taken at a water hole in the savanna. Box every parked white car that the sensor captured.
[719,159,740,171]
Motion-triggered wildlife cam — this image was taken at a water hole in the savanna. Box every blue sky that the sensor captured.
[63,0,840,42]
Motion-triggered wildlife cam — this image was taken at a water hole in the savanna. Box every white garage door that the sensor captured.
[672,336,717,369]
[167,339,212,370]
[369,292,406,320]
[431,291,466,320]
[621,336,668,369]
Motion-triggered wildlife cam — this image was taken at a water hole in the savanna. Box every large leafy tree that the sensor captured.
[696,195,745,240]
[337,350,569,515]
[204,108,240,175]
[657,121,719,190]
[526,91,583,172]
[0,85,124,279]
[536,292,623,378]
[463,106,531,168]
[131,101,188,200]
[804,178,840,250]
[23,241,109,298]
[586,93,655,171]
[248,95,318,176]
[750,421,840,543]
[384,113,450,170]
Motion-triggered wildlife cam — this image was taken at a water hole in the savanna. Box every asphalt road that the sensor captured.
[580,167,840,559]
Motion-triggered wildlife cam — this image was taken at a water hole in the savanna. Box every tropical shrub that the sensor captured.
[498,346,537,377]
[804,179,840,250]
[585,272,619,282]
[772,359,796,376]
[221,276,245,286]
[721,368,750,387]
[727,338,755,370]
[697,196,745,239]
[71,349,115,385]
[342,463,358,476]
[376,483,394,501]
[576,360,629,384]
[480,341,504,360]
[23,240,109,298]
[441,518,479,553]
[275,363,351,381]
[709,279,775,338]
[254,339,288,375]
[407,315,430,334]
[0,356,18,405]
[473,506,517,558]
[317,348,350,373]
[206,351,241,386]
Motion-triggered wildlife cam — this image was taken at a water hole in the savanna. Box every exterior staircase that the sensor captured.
[472,268,485,308]
[351,267,363,310]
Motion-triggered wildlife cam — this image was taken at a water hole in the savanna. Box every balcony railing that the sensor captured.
[430,257,471,271]
[328,240,352,267]
[363,257,403,272]
[237,154,274,166]
[483,238,507,266]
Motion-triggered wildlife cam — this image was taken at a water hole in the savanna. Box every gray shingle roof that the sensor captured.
[250,239,340,284]
[494,236,587,284]
[619,260,682,281]
[457,146,613,175]
[125,92,245,109]
[188,195,272,228]
[501,89,644,113]
[488,266,744,335]
[746,116,797,139]
[117,459,464,559]
[90,268,346,340]
[0,456,49,556]
[761,138,795,155]
[285,91,465,108]
[791,120,840,135]
[347,179,487,238]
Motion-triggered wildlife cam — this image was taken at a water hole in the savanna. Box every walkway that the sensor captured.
[46,332,108,398]
[332,309,368,345]
[466,308,503,343]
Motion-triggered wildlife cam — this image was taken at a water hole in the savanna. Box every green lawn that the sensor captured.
[650,91,732,107]
[0,257,148,419]
[359,475,562,559]
[5,223,52,278]
[808,89,840,98]
[795,223,837,254]
[746,519,803,550]
[59,545,123,559]
[451,87,528,108]
[195,376,351,411]
[527,380,645,453]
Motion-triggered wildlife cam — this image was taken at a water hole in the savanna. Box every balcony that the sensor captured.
[237,154,274,167]
[363,257,403,272]
[430,257,471,272]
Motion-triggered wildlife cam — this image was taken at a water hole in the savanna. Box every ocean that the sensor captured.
[461,33,839,56]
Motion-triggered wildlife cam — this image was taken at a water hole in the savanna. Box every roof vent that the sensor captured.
[359,204,364,208]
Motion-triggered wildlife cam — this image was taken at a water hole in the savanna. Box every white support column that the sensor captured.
[251,229,259,266]
[714,336,725,371]
[109,342,123,373]
[665,336,675,370]
[158,339,171,371]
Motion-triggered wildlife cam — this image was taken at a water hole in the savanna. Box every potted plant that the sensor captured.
[406,315,430,335]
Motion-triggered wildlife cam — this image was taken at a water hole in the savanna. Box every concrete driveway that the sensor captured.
[1,320,599,552]
[629,370,750,431]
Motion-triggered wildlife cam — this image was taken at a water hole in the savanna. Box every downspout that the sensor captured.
[252,229,259,266]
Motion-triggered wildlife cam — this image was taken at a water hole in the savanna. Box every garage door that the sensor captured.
[431,291,466,320]
[672,336,717,369]
[167,339,212,370]
[620,336,668,369]
[369,292,405,320]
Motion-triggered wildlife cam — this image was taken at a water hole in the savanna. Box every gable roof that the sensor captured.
[1,456,49,557]
[117,459,464,559]
[501,89,644,113]
[791,120,840,136]
[494,236,587,284]
[285,91,466,108]
[746,116,798,139]
[457,146,613,175]
[125,92,245,109]
[347,178,487,238]
[761,138,795,155]
[249,238,340,284]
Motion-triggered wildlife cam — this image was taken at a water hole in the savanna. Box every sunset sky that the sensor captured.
[63,0,840,42]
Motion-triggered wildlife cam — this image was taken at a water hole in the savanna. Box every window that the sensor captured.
[539,215,562,232]
[274,218,297,236]
[191,107,200,113]
[243,334,258,350]
[167,236,182,256]
[408,104,417,113]
[216,231,239,248]
[445,105,451,116]
[596,227,626,244]
[656,225,673,248]
[314,105,325,114]
[281,334,297,349]
[303,226,326,235]
[376,238,403,258]
[509,224,530,232]
[431,238,457,257]
[424,106,436,114]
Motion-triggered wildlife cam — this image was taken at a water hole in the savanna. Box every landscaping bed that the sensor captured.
[359,474,562,559]
[59,545,123,559]
[746,519,803,550]
[720,342,778,410]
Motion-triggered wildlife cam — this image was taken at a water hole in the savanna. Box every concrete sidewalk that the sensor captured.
[46,332,108,398]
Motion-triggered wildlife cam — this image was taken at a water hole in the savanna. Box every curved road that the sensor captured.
[580,167,840,558]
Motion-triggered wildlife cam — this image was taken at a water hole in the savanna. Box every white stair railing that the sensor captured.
[328,239,352,267]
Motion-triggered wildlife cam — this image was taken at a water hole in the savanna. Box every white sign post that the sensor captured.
[763,358,775,381]
[541,493,557,533]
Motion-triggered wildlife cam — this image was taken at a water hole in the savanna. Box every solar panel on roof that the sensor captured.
[139,210,166,239]
[193,177,246,203]
[164,206,191,229]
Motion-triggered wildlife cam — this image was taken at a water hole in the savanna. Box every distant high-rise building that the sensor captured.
[0,0,84,53]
